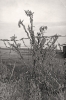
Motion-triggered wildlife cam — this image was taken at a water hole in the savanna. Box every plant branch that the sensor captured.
[18,20,30,39]
[8,42,27,65]
[10,62,16,80]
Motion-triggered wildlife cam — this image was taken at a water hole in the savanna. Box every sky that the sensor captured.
[0,0,66,48]
[0,0,66,23]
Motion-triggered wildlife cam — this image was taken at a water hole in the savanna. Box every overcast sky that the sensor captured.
[0,0,66,23]
[0,0,66,48]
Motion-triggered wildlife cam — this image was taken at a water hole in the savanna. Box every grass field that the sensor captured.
[0,48,32,58]
[0,48,66,100]
[0,47,64,61]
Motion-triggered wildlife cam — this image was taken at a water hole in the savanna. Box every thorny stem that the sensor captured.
[21,22,30,39]
[10,62,16,80]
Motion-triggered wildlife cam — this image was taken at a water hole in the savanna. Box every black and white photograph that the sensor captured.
[0,0,66,100]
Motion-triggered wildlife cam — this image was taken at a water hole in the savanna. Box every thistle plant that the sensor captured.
[18,10,65,100]
[3,10,65,100]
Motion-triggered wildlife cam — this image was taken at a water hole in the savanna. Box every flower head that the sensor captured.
[10,35,17,41]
